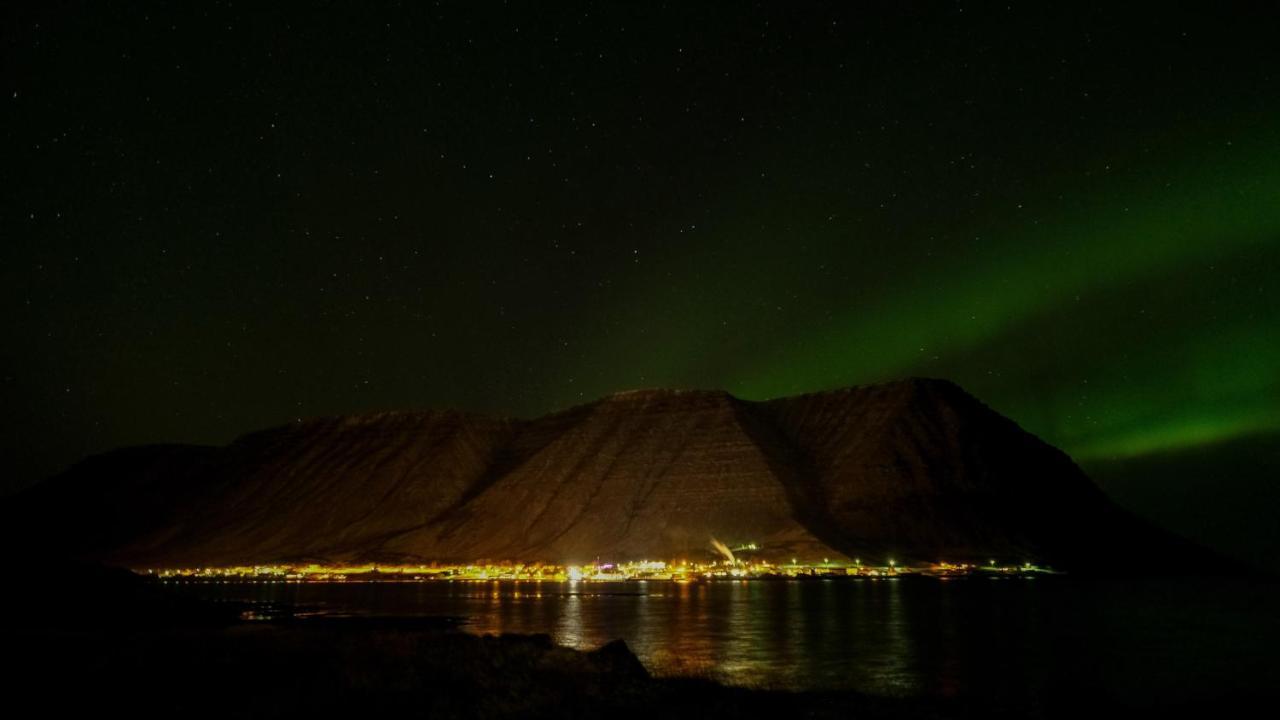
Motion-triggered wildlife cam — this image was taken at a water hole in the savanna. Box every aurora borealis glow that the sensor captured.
[3,5,1278,564]
[726,128,1280,461]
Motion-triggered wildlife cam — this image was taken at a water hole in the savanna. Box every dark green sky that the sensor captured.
[3,3,1277,562]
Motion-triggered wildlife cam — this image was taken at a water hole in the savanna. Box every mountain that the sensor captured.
[4,379,1223,572]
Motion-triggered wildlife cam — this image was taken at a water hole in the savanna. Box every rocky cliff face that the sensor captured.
[378,389,830,564]
[5,379,1214,571]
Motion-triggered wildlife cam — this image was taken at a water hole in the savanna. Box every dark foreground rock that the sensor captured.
[9,616,1271,720]
[3,620,979,720]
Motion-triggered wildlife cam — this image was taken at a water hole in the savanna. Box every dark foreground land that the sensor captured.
[8,620,991,720]
[3,563,1269,720]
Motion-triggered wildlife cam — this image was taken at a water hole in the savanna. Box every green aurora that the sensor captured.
[563,126,1280,465]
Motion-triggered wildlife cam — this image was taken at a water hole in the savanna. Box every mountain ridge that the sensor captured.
[5,378,1225,573]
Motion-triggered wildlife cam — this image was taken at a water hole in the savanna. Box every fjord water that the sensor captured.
[179,577,1279,709]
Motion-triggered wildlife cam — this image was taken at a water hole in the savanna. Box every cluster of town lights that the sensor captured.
[144,558,1048,583]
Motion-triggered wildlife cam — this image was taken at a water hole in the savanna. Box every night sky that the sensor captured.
[3,4,1278,564]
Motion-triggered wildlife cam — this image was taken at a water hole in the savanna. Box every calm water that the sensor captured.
[177,577,1280,708]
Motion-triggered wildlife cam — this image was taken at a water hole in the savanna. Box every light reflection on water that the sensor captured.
[175,577,1280,706]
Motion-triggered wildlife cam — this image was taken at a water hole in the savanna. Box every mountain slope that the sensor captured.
[377,389,835,563]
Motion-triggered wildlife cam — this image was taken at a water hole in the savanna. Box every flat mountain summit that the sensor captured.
[7,379,1215,571]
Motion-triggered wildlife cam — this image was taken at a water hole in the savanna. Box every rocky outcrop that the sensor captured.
[4,379,1217,571]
